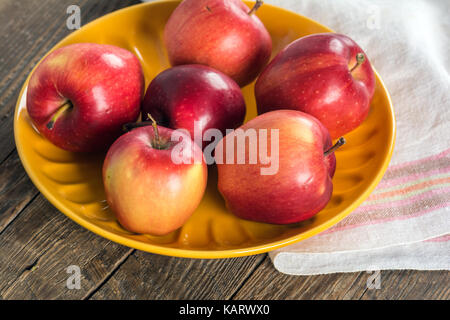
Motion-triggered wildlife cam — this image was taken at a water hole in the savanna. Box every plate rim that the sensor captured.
[13,0,396,259]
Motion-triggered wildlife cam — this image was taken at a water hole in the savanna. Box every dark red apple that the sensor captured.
[164,0,272,87]
[255,33,375,139]
[27,43,144,152]
[103,121,207,236]
[215,110,344,225]
[141,64,246,149]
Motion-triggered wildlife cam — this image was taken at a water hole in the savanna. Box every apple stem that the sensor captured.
[324,137,346,156]
[350,53,365,73]
[46,101,72,130]
[147,113,162,149]
[122,117,169,150]
[248,0,263,15]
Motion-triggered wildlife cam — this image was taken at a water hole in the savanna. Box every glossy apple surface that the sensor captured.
[164,0,272,87]
[103,125,207,236]
[27,43,144,152]
[215,110,336,225]
[255,33,375,139]
[142,64,246,149]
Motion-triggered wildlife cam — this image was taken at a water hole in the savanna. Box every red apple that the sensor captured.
[141,64,246,150]
[103,122,207,236]
[164,0,272,87]
[27,43,144,152]
[255,33,375,139]
[215,110,344,225]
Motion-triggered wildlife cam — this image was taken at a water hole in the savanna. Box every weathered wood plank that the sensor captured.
[231,256,365,300]
[0,151,39,233]
[90,252,265,300]
[0,194,133,299]
[232,256,450,300]
[0,0,73,162]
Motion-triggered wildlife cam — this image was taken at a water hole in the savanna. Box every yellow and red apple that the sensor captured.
[103,124,207,236]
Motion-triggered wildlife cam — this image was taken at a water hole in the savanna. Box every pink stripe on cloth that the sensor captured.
[322,202,450,235]
[425,234,450,243]
[355,188,450,213]
[316,149,450,236]
[387,148,450,171]
[377,165,450,189]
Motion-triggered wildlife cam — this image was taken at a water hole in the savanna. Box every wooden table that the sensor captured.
[0,0,447,300]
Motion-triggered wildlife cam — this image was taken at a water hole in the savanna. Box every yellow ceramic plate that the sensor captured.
[14,0,395,258]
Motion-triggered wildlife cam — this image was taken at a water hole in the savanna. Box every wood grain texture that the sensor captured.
[90,252,265,300]
[232,256,366,300]
[0,151,39,233]
[0,194,133,299]
[232,256,450,300]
